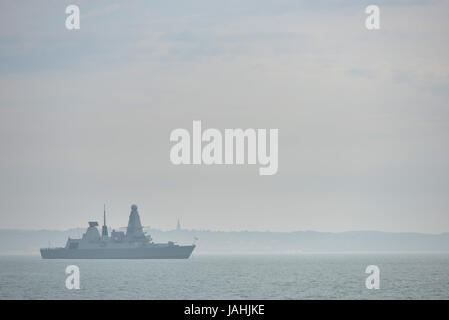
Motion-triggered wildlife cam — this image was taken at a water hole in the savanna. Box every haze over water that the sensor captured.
[1,254,448,299]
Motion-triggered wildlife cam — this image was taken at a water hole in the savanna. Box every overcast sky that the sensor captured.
[1,0,449,233]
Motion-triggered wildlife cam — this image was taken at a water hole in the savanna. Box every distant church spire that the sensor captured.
[176,218,181,231]
[102,204,108,237]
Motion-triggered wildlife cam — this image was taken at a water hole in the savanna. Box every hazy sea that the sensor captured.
[0,254,448,299]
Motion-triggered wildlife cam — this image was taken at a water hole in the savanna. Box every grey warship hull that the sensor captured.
[41,245,195,259]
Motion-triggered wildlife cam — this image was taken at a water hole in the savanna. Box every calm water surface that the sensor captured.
[0,254,448,299]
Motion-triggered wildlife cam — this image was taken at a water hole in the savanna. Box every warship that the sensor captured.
[40,204,195,259]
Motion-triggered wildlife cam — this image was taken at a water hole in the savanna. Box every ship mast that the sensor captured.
[102,204,108,237]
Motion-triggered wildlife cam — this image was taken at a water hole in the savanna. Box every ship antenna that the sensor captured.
[102,204,108,237]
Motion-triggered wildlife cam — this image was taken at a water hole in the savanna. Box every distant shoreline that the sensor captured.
[1,228,448,235]
[1,229,448,254]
